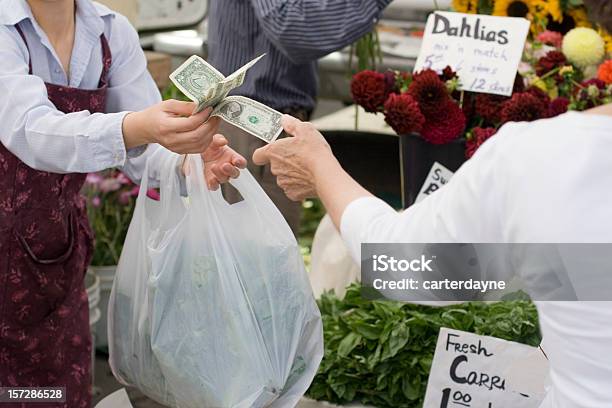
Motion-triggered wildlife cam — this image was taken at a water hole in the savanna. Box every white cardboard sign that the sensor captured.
[423,328,549,408]
[414,11,530,96]
[415,162,454,203]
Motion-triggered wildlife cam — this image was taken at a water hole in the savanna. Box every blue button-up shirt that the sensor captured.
[208,0,393,112]
[0,0,173,184]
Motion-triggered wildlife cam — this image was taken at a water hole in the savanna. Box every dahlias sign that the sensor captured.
[415,11,530,96]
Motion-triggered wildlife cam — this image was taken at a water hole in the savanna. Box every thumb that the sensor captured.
[281,114,301,136]
[252,144,272,166]
[163,99,197,117]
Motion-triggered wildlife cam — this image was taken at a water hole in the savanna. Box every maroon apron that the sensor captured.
[0,25,112,408]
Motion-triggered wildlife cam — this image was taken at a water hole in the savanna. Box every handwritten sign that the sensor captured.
[414,12,530,96]
[423,328,548,408]
[415,162,454,203]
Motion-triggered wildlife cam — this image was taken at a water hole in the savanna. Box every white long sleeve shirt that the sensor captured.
[0,0,177,184]
[340,111,612,408]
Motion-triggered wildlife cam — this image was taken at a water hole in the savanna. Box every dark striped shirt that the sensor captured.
[208,0,392,111]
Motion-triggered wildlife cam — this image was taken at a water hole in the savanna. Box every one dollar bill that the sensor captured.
[169,54,282,143]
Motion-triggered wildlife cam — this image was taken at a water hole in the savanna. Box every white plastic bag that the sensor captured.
[108,153,323,408]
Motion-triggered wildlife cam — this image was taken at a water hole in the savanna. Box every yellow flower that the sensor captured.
[532,0,562,23]
[559,65,574,75]
[531,76,548,92]
[568,7,591,28]
[562,27,606,67]
[600,29,612,55]
[493,0,535,18]
[452,0,479,13]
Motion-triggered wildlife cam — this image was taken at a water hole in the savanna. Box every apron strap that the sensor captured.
[98,34,112,89]
[14,23,112,88]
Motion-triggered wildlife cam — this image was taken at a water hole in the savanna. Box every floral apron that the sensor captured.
[0,24,112,408]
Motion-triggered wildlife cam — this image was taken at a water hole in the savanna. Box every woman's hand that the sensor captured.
[182,134,247,190]
[201,134,247,190]
[122,100,220,154]
[252,115,332,201]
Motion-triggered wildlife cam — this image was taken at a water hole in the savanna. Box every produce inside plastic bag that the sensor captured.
[108,153,323,407]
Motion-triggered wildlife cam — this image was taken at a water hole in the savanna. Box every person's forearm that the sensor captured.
[312,153,373,230]
[122,110,155,149]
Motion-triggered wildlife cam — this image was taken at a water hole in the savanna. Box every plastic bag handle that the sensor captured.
[158,154,184,215]
[186,154,285,224]
[135,153,183,213]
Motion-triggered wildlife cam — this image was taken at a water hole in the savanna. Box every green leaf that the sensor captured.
[352,322,383,340]
[402,375,421,400]
[338,332,362,358]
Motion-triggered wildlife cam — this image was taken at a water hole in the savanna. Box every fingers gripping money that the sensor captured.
[170,55,283,143]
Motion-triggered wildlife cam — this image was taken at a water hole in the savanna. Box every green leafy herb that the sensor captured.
[307,284,541,407]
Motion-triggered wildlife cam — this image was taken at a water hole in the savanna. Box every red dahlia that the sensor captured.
[525,86,551,111]
[408,69,450,117]
[351,70,389,112]
[420,100,466,144]
[536,50,567,77]
[475,93,509,124]
[582,78,607,89]
[383,93,425,135]
[548,97,570,118]
[465,127,497,158]
[500,92,547,123]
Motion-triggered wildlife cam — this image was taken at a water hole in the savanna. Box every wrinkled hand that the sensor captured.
[183,134,247,190]
[252,115,331,201]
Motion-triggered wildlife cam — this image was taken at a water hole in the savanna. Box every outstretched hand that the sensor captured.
[183,134,247,190]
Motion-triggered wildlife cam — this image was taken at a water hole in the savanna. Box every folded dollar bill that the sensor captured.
[169,55,282,143]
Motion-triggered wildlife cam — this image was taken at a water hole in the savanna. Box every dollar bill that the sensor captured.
[169,54,282,143]
[211,96,282,143]
[169,55,224,106]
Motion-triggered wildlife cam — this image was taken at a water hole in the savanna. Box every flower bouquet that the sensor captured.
[350,28,611,159]
[350,22,611,205]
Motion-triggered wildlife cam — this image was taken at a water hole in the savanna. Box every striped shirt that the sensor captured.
[208,0,392,111]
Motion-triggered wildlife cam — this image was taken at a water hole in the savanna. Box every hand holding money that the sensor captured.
[170,55,283,144]
[122,100,220,153]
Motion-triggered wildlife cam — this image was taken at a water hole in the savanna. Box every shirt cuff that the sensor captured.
[92,111,128,168]
[340,196,394,264]
[127,144,148,159]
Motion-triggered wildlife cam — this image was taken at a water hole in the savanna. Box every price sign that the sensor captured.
[414,12,530,96]
[415,162,454,203]
[423,328,548,408]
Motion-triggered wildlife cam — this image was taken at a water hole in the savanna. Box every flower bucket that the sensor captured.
[399,133,466,208]
[322,130,402,208]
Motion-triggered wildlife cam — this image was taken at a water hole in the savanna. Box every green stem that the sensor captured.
[539,66,561,80]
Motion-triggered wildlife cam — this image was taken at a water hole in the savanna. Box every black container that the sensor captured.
[321,130,402,208]
[399,133,466,208]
